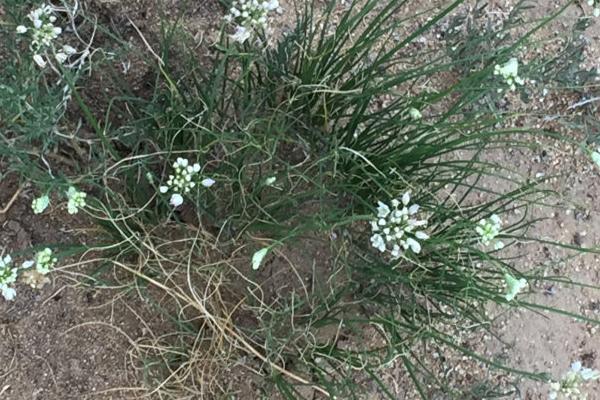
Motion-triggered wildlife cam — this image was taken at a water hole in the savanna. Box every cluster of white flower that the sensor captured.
[503,272,527,301]
[32,194,50,214]
[369,192,430,259]
[476,214,504,250]
[408,107,422,120]
[0,255,18,301]
[66,186,87,214]
[224,0,280,44]
[588,0,600,17]
[549,361,600,400]
[0,248,59,301]
[16,4,77,68]
[28,248,58,275]
[494,58,525,92]
[31,189,88,215]
[159,157,215,207]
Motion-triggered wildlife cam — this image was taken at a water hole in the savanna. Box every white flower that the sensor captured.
[503,273,527,301]
[55,51,67,64]
[405,237,421,254]
[264,176,277,186]
[549,360,600,399]
[1,255,11,267]
[0,286,16,301]
[407,204,419,215]
[377,201,390,218]
[21,4,66,64]
[34,248,57,275]
[33,54,47,68]
[175,157,188,168]
[490,214,501,225]
[408,108,422,120]
[580,366,600,381]
[252,247,270,270]
[0,255,18,301]
[476,214,502,247]
[415,231,429,240]
[55,51,68,64]
[170,193,184,207]
[230,25,251,43]
[201,178,215,187]
[494,58,518,78]
[370,234,386,252]
[369,194,430,259]
[62,44,76,55]
[225,0,280,44]
[595,8,600,17]
[402,191,410,205]
[160,158,214,206]
[494,58,525,91]
[66,186,87,214]
[31,195,50,214]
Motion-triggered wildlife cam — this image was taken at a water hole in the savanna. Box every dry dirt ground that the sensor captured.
[1,0,600,399]
[0,173,151,399]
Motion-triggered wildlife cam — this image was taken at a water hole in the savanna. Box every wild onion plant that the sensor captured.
[2,0,600,399]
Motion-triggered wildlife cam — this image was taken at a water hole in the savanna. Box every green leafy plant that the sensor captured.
[2,0,600,399]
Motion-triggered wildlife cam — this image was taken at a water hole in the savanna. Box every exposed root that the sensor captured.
[0,187,22,215]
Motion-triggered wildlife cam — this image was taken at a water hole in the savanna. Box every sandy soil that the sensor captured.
[0,173,137,399]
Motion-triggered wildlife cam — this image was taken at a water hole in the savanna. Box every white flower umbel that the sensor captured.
[159,157,215,208]
[549,361,600,400]
[503,273,527,301]
[32,194,50,214]
[369,192,430,259]
[66,186,87,214]
[494,58,525,91]
[408,107,422,120]
[225,0,281,44]
[27,5,62,47]
[0,255,18,301]
[476,214,504,250]
[33,248,57,275]
[16,3,77,68]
